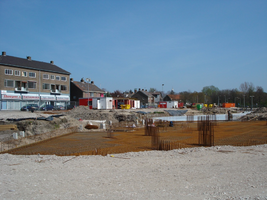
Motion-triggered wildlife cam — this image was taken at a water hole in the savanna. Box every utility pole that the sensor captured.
[243,94,246,108]
[86,78,91,107]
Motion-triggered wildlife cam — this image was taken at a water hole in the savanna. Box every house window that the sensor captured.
[61,76,67,81]
[4,80,14,87]
[56,76,60,81]
[43,74,49,79]
[14,70,20,76]
[51,75,55,80]
[22,71,27,77]
[5,69,13,75]
[29,72,36,78]
[28,81,36,89]
[43,83,50,90]
[61,85,67,91]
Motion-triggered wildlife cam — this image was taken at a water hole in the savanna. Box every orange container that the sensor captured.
[222,103,235,108]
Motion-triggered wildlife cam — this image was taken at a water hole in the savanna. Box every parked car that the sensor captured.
[39,105,54,111]
[66,104,75,110]
[53,105,65,110]
[20,104,39,111]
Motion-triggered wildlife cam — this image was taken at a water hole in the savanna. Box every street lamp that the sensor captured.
[235,97,239,107]
[86,78,91,107]
[243,94,246,108]
[162,84,164,101]
[250,96,254,110]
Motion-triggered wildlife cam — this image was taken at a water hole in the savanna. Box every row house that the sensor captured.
[0,51,71,110]
[131,89,159,108]
[70,78,106,106]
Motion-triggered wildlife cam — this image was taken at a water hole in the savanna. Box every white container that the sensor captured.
[19,131,25,137]
[13,132,18,139]
[100,123,106,129]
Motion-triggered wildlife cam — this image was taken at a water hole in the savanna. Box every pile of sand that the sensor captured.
[1,145,266,199]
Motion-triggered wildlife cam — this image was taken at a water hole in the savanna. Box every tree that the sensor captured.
[202,85,219,104]
[149,88,157,93]
[202,85,219,96]
[110,90,124,97]
[255,86,264,107]
[179,91,191,104]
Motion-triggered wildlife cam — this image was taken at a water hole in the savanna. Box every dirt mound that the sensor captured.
[66,106,138,124]
[201,107,228,115]
[253,107,267,113]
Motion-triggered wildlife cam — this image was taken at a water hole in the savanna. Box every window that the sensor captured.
[28,81,36,89]
[5,69,13,75]
[22,71,27,77]
[61,76,67,81]
[51,75,55,80]
[29,72,36,78]
[4,80,14,87]
[43,83,50,90]
[61,85,67,91]
[14,70,20,76]
[56,76,60,81]
[43,74,49,79]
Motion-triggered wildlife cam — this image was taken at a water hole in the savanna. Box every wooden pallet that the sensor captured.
[0,124,18,131]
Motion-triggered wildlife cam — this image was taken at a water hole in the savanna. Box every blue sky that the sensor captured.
[1,0,266,93]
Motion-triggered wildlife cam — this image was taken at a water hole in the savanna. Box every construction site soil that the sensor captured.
[1,107,267,199]
[4,120,267,156]
[1,106,266,156]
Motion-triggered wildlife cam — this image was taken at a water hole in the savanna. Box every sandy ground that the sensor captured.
[1,145,267,200]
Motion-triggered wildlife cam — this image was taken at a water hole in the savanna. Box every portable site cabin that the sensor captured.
[167,101,178,108]
[79,97,113,109]
[113,98,140,109]
[158,101,167,108]
[222,103,235,108]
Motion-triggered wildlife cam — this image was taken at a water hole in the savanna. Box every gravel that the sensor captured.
[1,145,267,199]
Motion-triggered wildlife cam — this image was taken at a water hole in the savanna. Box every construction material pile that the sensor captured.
[240,107,267,121]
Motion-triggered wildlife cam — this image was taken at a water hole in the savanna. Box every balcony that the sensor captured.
[15,87,28,93]
[50,89,61,95]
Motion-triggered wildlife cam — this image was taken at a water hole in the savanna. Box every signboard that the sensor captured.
[2,94,21,100]
[40,95,56,100]
[56,96,70,101]
[22,94,40,100]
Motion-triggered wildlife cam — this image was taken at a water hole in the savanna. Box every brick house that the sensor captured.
[131,89,156,108]
[0,51,71,110]
[163,94,181,101]
[70,78,105,105]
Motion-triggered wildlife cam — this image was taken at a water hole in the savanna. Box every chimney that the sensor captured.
[134,89,137,93]
[27,56,31,60]
[145,89,147,91]
[2,51,6,56]
[70,78,73,82]
[142,89,144,91]
[91,81,94,85]
[80,78,84,82]
[50,61,54,64]
[139,88,141,91]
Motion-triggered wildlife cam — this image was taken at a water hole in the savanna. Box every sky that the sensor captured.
[1,0,266,93]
